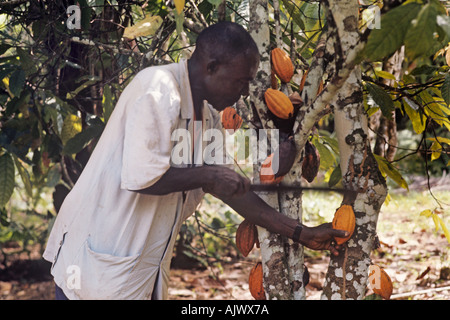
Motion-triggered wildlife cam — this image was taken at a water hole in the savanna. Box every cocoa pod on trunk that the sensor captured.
[249,262,266,300]
[236,219,258,257]
[301,140,320,183]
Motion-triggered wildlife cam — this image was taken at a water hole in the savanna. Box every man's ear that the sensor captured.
[206,59,220,75]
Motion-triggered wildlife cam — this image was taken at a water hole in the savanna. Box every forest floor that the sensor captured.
[0,175,449,300]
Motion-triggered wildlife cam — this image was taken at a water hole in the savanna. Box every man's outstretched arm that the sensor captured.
[134,165,347,255]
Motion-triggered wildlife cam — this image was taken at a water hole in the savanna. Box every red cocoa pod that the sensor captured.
[249,262,266,300]
[236,219,258,257]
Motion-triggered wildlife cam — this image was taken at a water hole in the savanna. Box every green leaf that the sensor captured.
[0,152,15,207]
[420,209,433,217]
[436,14,450,41]
[61,114,82,145]
[374,70,396,80]
[16,47,38,76]
[374,154,408,190]
[65,77,100,99]
[78,0,92,30]
[428,136,450,145]
[365,82,395,119]
[281,0,305,30]
[207,0,222,6]
[430,141,441,161]
[403,97,426,134]
[122,15,163,39]
[441,74,450,106]
[63,124,104,155]
[313,140,335,170]
[13,155,32,198]
[438,216,450,244]
[328,165,342,188]
[404,3,439,60]
[8,68,25,97]
[365,2,421,61]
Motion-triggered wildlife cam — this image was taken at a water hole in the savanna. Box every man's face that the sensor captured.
[203,53,259,111]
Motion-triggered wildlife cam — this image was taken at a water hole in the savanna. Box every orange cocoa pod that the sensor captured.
[259,153,284,185]
[368,264,393,300]
[249,262,266,300]
[271,48,294,83]
[264,88,294,120]
[221,106,243,130]
[236,219,258,257]
[331,204,355,245]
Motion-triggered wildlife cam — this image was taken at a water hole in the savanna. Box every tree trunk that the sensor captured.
[247,0,372,300]
[248,0,302,300]
[321,0,388,300]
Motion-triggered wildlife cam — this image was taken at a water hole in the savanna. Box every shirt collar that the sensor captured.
[178,59,210,123]
[178,59,194,120]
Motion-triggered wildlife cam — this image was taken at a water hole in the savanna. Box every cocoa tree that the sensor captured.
[243,0,450,300]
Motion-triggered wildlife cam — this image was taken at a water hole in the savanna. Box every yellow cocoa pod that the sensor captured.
[271,48,294,83]
[332,204,355,245]
[221,106,243,130]
[249,262,266,300]
[236,219,258,257]
[369,264,393,300]
[264,88,294,120]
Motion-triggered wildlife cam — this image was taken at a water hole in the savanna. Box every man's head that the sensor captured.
[189,22,260,111]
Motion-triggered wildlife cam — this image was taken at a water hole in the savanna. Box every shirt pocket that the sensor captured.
[70,238,140,300]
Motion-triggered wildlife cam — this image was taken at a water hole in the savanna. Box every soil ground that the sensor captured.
[1,176,449,300]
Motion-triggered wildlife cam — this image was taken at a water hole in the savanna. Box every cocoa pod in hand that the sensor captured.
[331,204,355,245]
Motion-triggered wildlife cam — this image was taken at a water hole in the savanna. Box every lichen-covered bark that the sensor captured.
[246,0,385,300]
[321,67,387,300]
[247,0,373,300]
[247,0,309,300]
[248,0,294,300]
[320,0,388,300]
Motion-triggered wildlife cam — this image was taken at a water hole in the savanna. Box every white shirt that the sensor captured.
[43,59,229,300]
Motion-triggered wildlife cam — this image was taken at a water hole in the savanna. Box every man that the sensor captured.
[43,22,347,300]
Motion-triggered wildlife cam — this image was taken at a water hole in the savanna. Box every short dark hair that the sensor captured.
[194,22,259,64]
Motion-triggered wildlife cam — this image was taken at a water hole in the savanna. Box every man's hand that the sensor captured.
[299,223,349,256]
[202,166,251,200]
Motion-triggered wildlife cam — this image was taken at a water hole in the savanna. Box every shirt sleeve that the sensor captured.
[121,91,180,191]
